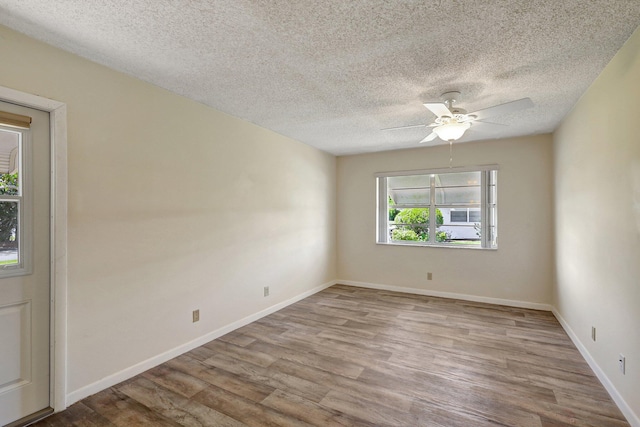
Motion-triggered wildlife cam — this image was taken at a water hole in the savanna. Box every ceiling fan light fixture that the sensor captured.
[432,120,471,141]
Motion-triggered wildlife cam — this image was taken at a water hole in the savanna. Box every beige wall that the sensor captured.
[554,26,640,420]
[337,135,555,305]
[0,25,336,395]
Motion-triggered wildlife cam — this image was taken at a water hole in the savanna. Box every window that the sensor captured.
[450,210,468,222]
[377,166,498,249]
[450,208,482,223]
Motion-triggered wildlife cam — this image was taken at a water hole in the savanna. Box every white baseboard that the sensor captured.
[338,280,552,311]
[551,308,639,427]
[66,280,336,406]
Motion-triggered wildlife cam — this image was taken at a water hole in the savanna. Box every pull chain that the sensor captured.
[449,140,453,168]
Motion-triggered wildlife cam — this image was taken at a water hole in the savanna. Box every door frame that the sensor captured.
[0,85,68,413]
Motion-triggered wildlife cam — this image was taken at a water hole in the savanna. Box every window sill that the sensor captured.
[377,241,497,251]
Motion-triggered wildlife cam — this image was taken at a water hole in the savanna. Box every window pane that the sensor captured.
[468,210,481,222]
[435,186,481,205]
[388,175,430,189]
[0,129,19,195]
[388,175,430,206]
[389,207,432,242]
[0,129,20,195]
[435,171,481,186]
[488,205,497,247]
[440,206,481,243]
[489,170,497,204]
[389,188,430,206]
[0,201,18,266]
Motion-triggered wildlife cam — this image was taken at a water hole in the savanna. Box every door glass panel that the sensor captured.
[0,128,21,268]
[0,201,18,266]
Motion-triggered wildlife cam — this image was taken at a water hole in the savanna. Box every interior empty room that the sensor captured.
[0,2,638,426]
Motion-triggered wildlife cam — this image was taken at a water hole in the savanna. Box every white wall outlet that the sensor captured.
[591,326,596,341]
[427,272,433,280]
[264,286,270,297]
[619,354,625,374]
[192,309,200,323]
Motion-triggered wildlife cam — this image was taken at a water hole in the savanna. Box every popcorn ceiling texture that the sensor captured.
[0,1,639,155]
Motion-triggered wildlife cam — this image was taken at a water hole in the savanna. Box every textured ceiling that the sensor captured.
[0,1,639,155]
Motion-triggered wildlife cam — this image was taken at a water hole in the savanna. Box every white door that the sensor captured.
[0,101,51,426]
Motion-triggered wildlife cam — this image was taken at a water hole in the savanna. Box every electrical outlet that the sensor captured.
[591,326,596,341]
[427,272,433,280]
[192,309,199,323]
[619,354,625,374]
[264,286,270,297]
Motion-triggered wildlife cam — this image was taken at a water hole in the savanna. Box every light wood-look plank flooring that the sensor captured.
[35,285,629,426]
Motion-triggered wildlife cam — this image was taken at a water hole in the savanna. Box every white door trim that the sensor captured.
[0,85,68,412]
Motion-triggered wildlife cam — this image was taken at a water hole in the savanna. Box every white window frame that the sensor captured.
[0,125,33,277]
[376,165,498,249]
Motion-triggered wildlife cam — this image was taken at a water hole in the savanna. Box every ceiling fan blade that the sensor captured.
[419,132,438,143]
[381,124,427,131]
[469,98,534,120]
[423,102,452,117]
[470,120,509,133]
[474,119,508,126]
[471,120,509,130]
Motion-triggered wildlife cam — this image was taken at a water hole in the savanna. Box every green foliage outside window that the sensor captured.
[0,173,18,195]
[391,207,449,242]
[0,173,18,246]
[391,228,419,241]
[388,196,400,221]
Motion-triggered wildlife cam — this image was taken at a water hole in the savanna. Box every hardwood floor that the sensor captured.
[35,285,629,427]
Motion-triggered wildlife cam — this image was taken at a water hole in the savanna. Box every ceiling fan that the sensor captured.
[383,91,534,143]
